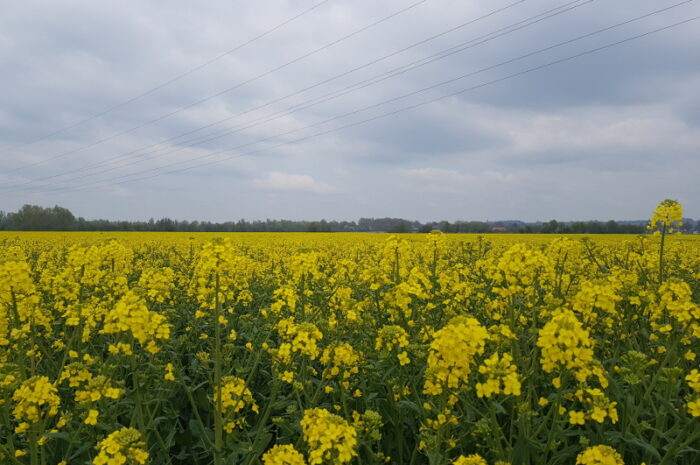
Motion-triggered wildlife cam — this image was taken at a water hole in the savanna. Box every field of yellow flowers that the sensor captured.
[1,202,699,465]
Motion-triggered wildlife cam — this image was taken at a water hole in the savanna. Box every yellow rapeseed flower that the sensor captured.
[575,445,624,465]
[301,408,357,465]
[262,444,307,465]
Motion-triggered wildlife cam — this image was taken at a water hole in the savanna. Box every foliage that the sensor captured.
[0,204,699,464]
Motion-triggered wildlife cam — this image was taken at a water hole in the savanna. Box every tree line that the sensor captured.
[1,204,698,234]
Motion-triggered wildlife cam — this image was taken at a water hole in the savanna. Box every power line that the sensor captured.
[0,0,333,156]
[102,15,700,190]
[25,13,699,197]
[7,1,693,195]
[1,0,533,188]
[4,0,588,190]
[2,0,429,174]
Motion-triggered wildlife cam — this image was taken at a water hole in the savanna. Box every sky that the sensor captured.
[0,0,699,223]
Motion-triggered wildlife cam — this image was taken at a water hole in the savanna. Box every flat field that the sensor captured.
[1,232,699,465]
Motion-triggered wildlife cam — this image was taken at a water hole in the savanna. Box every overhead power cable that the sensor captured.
[6,1,694,196]
[76,16,700,193]
[4,0,586,190]
[2,0,429,174]
[99,16,700,192]
[0,0,333,156]
[22,14,699,197]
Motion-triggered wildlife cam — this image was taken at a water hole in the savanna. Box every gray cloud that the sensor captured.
[0,0,698,222]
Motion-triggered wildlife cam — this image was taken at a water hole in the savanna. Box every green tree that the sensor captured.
[10,204,76,230]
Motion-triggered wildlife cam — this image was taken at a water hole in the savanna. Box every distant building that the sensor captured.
[491,226,507,233]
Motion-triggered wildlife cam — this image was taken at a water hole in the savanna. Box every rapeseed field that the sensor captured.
[1,202,699,465]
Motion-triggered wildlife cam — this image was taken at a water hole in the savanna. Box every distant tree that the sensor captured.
[541,220,560,234]
[357,218,373,232]
[155,218,176,231]
[234,219,247,232]
[0,204,676,234]
[9,204,76,230]
[570,222,586,234]
[418,223,433,233]
[388,220,409,233]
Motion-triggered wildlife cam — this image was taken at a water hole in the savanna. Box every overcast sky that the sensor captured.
[1,0,698,222]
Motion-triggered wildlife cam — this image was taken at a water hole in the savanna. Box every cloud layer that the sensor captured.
[252,172,335,194]
[0,0,698,222]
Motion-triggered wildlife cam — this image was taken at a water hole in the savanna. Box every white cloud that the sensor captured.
[251,171,335,194]
[400,168,514,193]
[493,106,700,155]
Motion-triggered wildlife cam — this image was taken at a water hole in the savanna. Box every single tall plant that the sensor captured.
[647,199,683,284]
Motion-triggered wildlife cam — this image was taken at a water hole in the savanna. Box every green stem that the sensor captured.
[1,404,16,456]
[242,382,280,465]
[543,392,565,462]
[628,335,679,426]
[214,273,223,465]
[183,383,216,450]
[28,425,39,465]
[487,401,507,460]
[659,422,700,465]
[130,359,147,432]
[658,224,666,284]
[8,290,27,379]
[0,442,25,465]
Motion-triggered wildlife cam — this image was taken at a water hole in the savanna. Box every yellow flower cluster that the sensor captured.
[164,363,175,381]
[0,259,47,345]
[491,243,553,300]
[277,318,324,361]
[647,198,683,233]
[575,445,624,465]
[137,266,176,304]
[320,343,360,383]
[189,238,255,311]
[213,376,259,432]
[262,444,307,465]
[0,260,39,306]
[424,316,489,395]
[59,362,93,387]
[653,279,700,340]
[423,407,458,430]
[375,324,411,365]
[351,409,383,442]
[571,280,621,327]
[74,375,123,404]
[375,324,410,351]
[270,286,299,314]
[452,454,488,465]
[686,369,700,417]
[108,342,133,356]
[537,309,607,387]
[93,427,149,465]
[475,352,521,398]
[300,408,357,465]
[567,388,618,425]
[12,376,60,429]
[100,291,171,354]
[84,408,99,425]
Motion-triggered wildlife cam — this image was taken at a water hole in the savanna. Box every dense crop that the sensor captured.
[0,203,699,465]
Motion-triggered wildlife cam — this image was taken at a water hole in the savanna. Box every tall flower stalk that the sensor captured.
[647,199,683,284]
